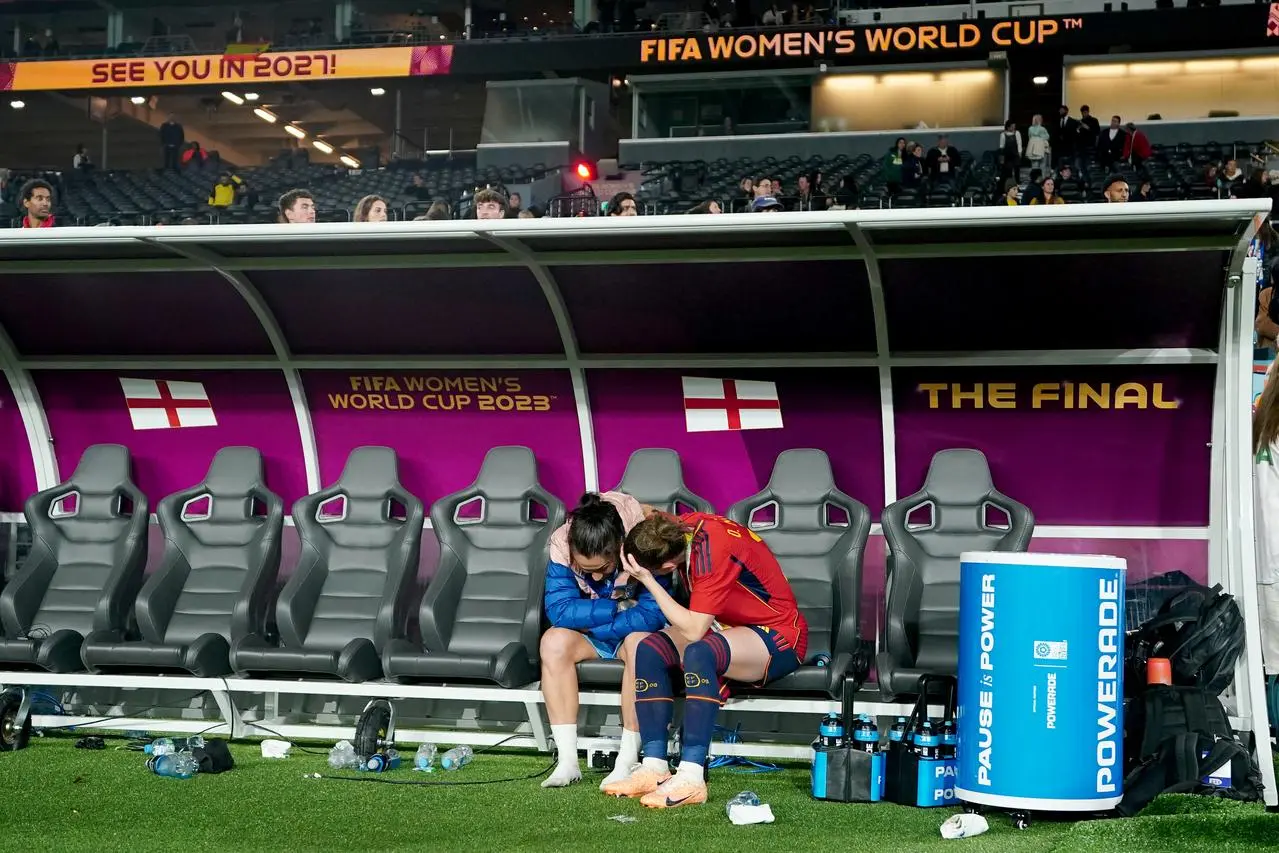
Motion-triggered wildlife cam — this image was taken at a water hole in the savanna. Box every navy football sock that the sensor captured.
[679,633,732,768]
[635,633,681,761]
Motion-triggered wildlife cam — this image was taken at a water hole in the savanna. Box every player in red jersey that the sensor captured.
[602,511,807,808]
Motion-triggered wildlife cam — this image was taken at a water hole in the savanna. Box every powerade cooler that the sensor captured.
[954,552,1126,814]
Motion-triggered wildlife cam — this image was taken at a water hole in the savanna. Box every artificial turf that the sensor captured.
[1,734,1276,853]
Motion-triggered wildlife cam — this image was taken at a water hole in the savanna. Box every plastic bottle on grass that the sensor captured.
[414,743,437,771]
[440,746,473,770]
[149,752,198,779]
[145,737,175,756]
[366,749,401,772]
[726,791,761,816]
[327,740,361,770]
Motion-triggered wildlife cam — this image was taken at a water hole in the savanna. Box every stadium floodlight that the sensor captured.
[221,91,244,105]
[130,96,147,105]
[244,92,260,101]
[253,108,277,123]
[284,124,306,139]
[1032,75,1049,85]
[339,154,361,168]
[312,139,335,154]
[8,100,24,109]
[370,87,386,96]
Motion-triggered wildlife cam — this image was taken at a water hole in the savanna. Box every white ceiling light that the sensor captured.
[130,95,147,105]
[243,92,259,101]
[1032,75,1049,85]
[221,91,244,105]
[253,108,277,123]
[339,154,360,168]
[9,100,24,109]
[284,124,306,139]
[370,87,386,96]
[312,139,334,154]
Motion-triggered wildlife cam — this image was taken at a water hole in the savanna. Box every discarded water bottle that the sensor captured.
[725,791,761,816]
[327,740,361,770]
[440,746,473,771]
[414,743,437,771]
[148,751,198,779]
[144,738,175,756]
[182,735,205,751]
[366,749,401,772]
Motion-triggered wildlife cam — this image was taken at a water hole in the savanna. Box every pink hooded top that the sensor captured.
[547,490,647,569]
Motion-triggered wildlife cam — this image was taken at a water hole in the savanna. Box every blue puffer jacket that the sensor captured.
[543,560,669,645]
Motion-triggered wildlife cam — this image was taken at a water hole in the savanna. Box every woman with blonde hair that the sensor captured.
[353,194,388,222]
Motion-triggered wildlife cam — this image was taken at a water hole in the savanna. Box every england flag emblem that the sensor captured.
[119,378,218,430]
[682,377,783,433]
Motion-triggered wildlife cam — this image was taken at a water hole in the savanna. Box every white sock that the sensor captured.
[542,724,582,788]
[675,761,705,783]
[600,729,643,788]
[641,756,670,775]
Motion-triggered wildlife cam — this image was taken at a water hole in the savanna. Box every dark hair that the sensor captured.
[353,194,387,222]
[277,188,313,220]
[21,179,53,202]
[624,515,687,571]
[568,493,624,562]
[607,191,635,215]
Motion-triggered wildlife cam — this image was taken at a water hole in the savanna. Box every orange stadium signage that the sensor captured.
[0,45,453,92]
[639,19,1074,63]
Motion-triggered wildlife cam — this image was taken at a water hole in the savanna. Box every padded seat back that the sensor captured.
[287,447,423,652]
[881,449,1033,677]
[613,449,713,514]
[423,447,565,657]
[727,449,870,661]
[147,447,283,646]
[18,444,147,637]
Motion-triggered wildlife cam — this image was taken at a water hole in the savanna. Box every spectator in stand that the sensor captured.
[882,137,907,195]
[1124,122,1152,172]
[1001,184,1020,205]
[1103,175,1129,203]
[73,144,93,173]
[1026,115,1050,175]
[182,141,206,168]
[1256,285,1279,352]
[405,174,432,202]
[1030,177,1064,205]
[792,174,820,211]
[423,200,451,220]
[686,200,722,214]
[518,209,536,219]
[208,173,239,208]
[902,144,925,191]
[354,194,389,222]
[1099,116,1127,169]
[753,177,773,200]
[18,179,55,228]
[607,192,638,216]
[508,192,523,217]
[925,135,961,183]
[1077,106,1100,166]
[160,114,184,171]
[1053,105,1079,172]
[752,196,784,212]
[473,188,507,220]
[1219,159,1245,197]
[1021,169,1044,204]
[277,188,316,223]
[1134,180,1156,202]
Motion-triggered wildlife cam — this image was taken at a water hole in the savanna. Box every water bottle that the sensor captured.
[888,717,908,744]
[852,715,879,754]
[726,791,761,817]
[913,721,940,760]
[811,653,831,668]
[148,751,198,779]
[818,713,844,748]
[414,743,437,771]
[365,749,401,772]
[440,746,473,771]
[145,737,175,756]
[939,720,957,759]
[327,740,361,770]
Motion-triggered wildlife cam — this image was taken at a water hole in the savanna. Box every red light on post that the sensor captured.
[575,162,596,181]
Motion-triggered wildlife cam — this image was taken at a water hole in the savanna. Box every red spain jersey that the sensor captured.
[679,512,808,656]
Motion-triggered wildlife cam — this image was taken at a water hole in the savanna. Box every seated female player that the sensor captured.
[602,511,807,808]
[540,492,670,788]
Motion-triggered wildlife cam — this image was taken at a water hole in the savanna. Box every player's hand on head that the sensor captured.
[620,552,653,585]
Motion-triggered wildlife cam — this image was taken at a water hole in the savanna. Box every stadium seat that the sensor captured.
[726,449,872,698]
[877,449,1034,698]
[230,447,423,683]
[382,446,564,688]
[0,445,148,673]
[82,447,283,677]
[575,448,712,687]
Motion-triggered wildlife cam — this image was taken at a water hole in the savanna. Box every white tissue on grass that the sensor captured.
[940,813,989,839]
[727,803,776,826]
[260,738,292,759]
